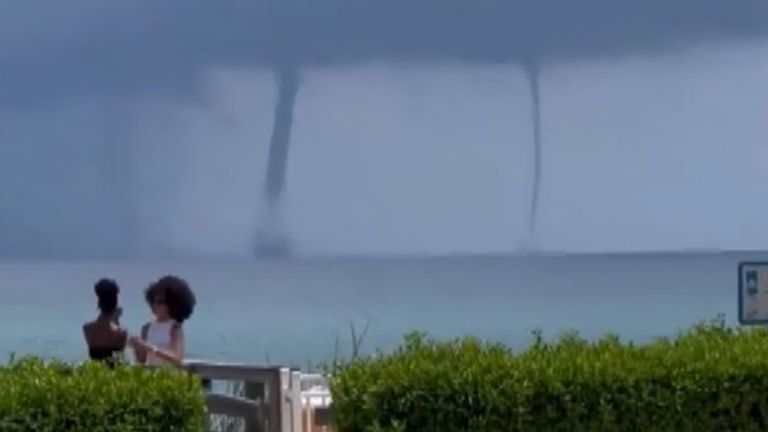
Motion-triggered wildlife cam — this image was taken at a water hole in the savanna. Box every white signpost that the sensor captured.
[738,262,768,325]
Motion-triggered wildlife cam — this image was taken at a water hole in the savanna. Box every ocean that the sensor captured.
[0,251,763,367]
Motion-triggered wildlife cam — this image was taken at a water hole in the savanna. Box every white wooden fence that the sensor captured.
[184,361,331,432]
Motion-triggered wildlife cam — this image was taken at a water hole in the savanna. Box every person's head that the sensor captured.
[144,275,196,323]
[94,278,120,318]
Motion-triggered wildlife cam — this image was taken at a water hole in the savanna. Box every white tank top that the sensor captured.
[144,321,175,366]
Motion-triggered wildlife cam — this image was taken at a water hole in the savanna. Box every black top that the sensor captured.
[88,346,124,365]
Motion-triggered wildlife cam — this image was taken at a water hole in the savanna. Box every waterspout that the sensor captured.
[255,65,301,256]
[525,58,542,249]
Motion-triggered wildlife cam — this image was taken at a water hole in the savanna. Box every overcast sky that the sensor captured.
[1,1,767,258]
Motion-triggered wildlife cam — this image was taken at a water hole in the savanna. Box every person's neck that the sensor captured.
[97,313,114,322]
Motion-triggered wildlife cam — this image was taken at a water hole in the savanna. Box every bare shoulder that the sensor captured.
[82,320,96,334]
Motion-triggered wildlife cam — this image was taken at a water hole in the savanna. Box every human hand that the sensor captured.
[128,336,145,350]
[129,336,157,356]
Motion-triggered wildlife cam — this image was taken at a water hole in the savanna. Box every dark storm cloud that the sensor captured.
[2,0,767,104]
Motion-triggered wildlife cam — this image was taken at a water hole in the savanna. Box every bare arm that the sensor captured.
[133,323,150,364]
[116,327,128,352]
[167,324,185,364]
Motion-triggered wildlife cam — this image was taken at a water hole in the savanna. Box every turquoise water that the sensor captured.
[0,252,761,366]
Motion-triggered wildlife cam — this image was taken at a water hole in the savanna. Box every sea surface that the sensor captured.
[0,251,763,367]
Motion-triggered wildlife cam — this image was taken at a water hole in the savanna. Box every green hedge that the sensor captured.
[0,358,206,432]
[330,319,768,432]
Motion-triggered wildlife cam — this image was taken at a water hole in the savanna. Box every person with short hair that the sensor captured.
[83,279,127,365]
[131,275,196,366]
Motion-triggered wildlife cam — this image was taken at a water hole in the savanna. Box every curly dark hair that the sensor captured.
[94,278,119,314]
[144,275,196,323]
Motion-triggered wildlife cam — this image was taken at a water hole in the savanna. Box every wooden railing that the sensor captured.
[184,361,304,432]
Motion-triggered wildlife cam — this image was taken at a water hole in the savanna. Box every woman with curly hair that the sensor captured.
[131,275,196,366]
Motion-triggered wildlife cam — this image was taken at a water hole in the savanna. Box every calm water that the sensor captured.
[0,252,762,366]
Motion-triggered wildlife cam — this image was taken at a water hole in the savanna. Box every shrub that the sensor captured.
[0,358,206,432]
[330,318,768,432]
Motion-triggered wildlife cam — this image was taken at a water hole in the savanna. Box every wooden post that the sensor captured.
[269,371,284,432]
[291,370,303,432]
[280,368,293,432]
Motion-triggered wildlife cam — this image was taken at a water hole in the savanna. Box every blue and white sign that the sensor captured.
[739,262,768,325]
